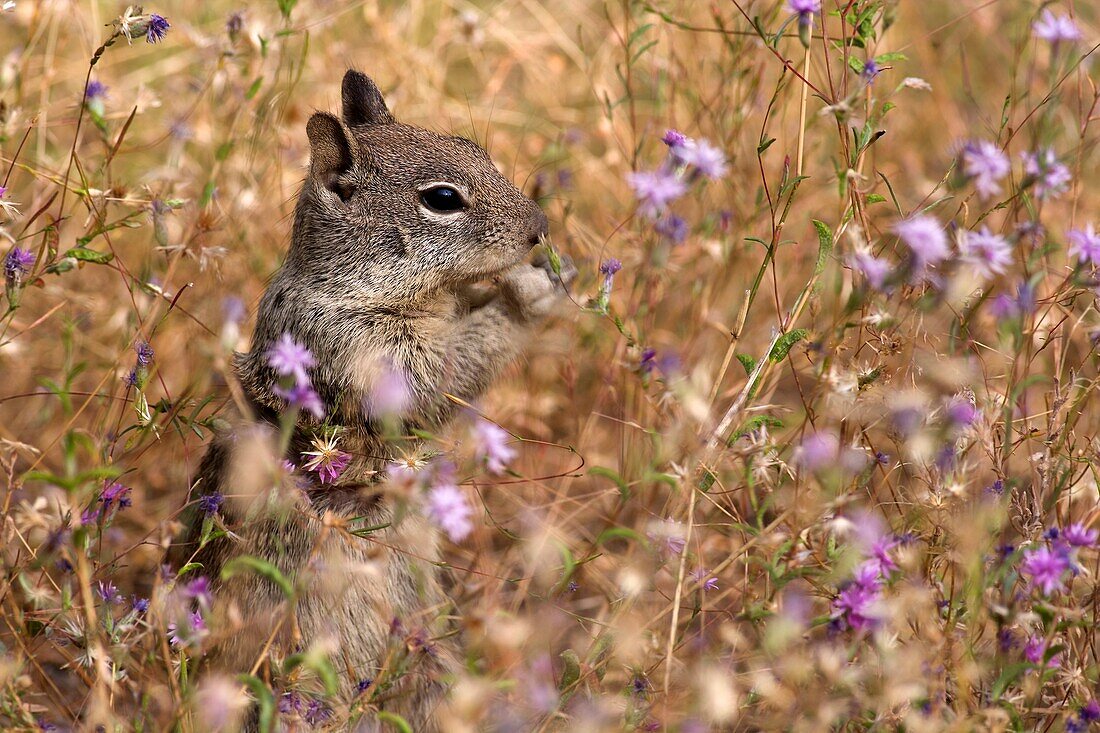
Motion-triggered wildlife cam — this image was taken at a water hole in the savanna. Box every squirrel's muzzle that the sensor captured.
[526,208,550,249]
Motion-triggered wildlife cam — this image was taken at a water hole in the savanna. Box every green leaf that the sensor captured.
[874,51,908,63]
[175,562,204,578]
[697,469,717,492]
[276,0,298,20]
[810,220,834,282]
[757,137,776,154]
[864,193,887,204]
[246,76,264,100]
[769,329,808,362]
[559,649,581,691]
[732,415,784,441]
[990,662,1030,700]
[221,555,295,598]
[64,246,114,264]
[376,712,413,733]
[588,466,630,501]
[596,527,644,547]
[736,353,756,375]
[237,675,276,733]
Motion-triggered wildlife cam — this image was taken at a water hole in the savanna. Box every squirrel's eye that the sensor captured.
[419,185,467,213]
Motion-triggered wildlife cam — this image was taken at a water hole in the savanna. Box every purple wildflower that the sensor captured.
[787,0,820,25]
[4,246,35,287]
[831,564,883,632]
[960,227,1012,278]
[599,258,622,277]
[690,568,719,591]
[1019,545,1071,595]
[303,698,331,726]
[85,80,108,100]
[661,129,688,148]
[132,596,150,614]
[795,431,839,471]
[301,446,350,485]
[472,420,516,475]
[1022,148,1072,200]
[655,214,689,243]
[673,138,728,180]
[135,340,154,367]
[1068,224,1100,266]
[101,481,132,511]
[1062,523,1098,548]
[1024,635,1059,667]
[145,13,170,43]
[185,576,213,609]
[626,169,687,219]
[960,140,1010,200]
[849,248,891,290]
[168,610,207,648]
[274,382,325,419]
[197,491,224,516]
[640,347,657,375]
[1032,9,1081,45]
[989,280,1035,320]
[267,333,315,385]
[647,520,687,555]
[894,215,950,270]
[860,59,881,83]
[96,581,122,605]
[356,678,374,694]
[424,481,474,543]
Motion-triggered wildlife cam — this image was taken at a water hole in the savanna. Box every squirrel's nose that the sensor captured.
[527,209,549,247]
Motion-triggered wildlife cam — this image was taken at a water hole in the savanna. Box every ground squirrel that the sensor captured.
[167,70,574,730]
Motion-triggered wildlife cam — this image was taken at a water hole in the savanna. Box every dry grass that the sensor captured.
[1,0,1099,730]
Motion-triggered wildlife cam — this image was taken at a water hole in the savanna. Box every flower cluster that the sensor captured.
[268,333,324,419]
[626,129,726,239]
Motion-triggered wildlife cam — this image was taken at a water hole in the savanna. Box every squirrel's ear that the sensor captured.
[306,112,359,200]
[342,70,394,126]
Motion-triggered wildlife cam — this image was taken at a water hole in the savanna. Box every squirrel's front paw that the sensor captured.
[499,262,567,322]
[531,251,578,293]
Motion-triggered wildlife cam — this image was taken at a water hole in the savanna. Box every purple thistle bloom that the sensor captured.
[145,13,170,43]
[1022,148,1072,200]
[1068,224,1100,266]
[795,431,839,471]
[101,481,132,511]
[599,258,622,276]
[849,249,891,290]
[473,420,516,475]
[960,140,1010,200]
[831,564,883,632]
[1062,523,1098,548]
[303,698,331,725]
[640,347,657,375]
[860,60,881,83]
[185,576,213,609]
[135,340,154,366]
[424,481,475,543]
[131,596,150,614]
[893,215,950,270]
[356,678,374,694]
[661,129,688,148]
[85,80,108,100]
[274,382,325,419]
[168,610,207,648]
[1032,9,1081,44]
[267,333,316,385]
[655,214,689,243]
[4,246,35,287]
[672,138,728,180]
[1024,635,1060,667]
[689,568,719,591]
[1020,545,1071,595]
[96,581,123,604]
[197,491,224,516]
[626,169,687,219]
[787,0,820,24]
[304,448,350,485]
[960,227,1012,278]
[1082,700,1100,722]
[989,280,1035,320]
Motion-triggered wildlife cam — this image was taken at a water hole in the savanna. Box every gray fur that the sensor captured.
[168,70,573,730]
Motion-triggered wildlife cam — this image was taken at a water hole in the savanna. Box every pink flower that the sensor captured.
[425,480,474,543]
[1019,545,1071,595]
[473,420,516,475]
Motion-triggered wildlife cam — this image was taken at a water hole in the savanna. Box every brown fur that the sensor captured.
[167,70,575,730]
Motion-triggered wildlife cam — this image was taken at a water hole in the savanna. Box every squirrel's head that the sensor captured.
[288,70,549,300]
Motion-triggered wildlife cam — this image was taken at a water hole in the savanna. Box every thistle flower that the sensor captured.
[672,138,728,180]
[1019,545,1071,595]
[960,140,1010,200]
[4,246,35,290]
[661,129,688,148]
[626,169,687,219]
[472,420,516,475]
[959,227,1013,278]
[849,248,891,290]
[787,0,819,46]
[273,382,325,419]
[655,214,689,244]
[1062,523,1098,548]
[424,478,474,543]
[1024,635,1060,667]
[135,340,154,367]
[100,481,132,511]
[197,492,224,516]
[894,215,950,271]
[168,610,207,648]
[96,581,122,605]
[690,568,719,591]
[184,576,213,610]
[300,433,351,485]
[1032,9,1081,45]
[114,7,171,44]
[1068,224,1100,266]
[267,333,315,386]
[860,59,881,83]
[795,431,839,472]
[1022,148,1072,200]
[831,564,883,632]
